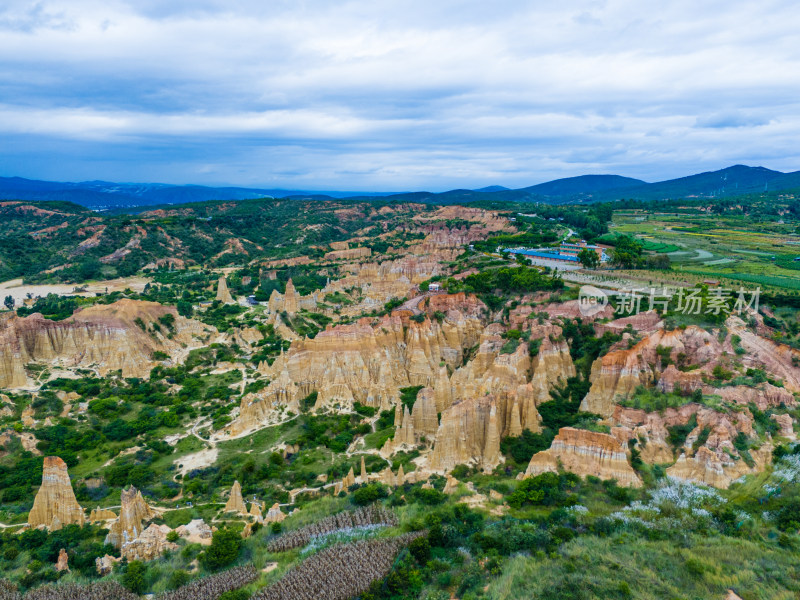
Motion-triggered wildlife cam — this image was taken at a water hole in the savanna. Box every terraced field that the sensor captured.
[610,209,800,291]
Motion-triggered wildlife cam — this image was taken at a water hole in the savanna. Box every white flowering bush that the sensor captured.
[565,504,589,515]
[771,454,800,483]
[610,477,729,532]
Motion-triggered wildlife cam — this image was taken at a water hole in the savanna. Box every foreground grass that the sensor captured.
[489,534,800,600]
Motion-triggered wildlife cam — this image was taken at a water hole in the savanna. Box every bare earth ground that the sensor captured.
[0,276,151,304]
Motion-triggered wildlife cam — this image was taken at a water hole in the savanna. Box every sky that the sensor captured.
[1,0,799,191]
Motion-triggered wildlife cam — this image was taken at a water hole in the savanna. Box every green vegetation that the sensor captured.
[2,192,800,599]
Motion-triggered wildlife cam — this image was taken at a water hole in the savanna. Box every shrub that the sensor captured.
[200,529,242,571]
[353,484,387,506]
[123,560,148,594]
[409,537,431,564]
[508,473,569,508]
[413,487,446,506]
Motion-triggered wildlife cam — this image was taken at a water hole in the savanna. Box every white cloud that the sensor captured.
[0,0,799,188]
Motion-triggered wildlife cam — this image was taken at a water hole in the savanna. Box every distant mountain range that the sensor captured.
[1,165,798,210]
[0,177,398,210]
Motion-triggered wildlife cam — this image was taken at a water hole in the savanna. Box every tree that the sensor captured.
[577,248,599,269]
[176,300,194,318]
[609,235,644,268]
[200,528,242,570]
[122,560,148,594]
[3,295,13,310]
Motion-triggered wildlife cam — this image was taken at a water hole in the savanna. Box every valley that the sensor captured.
[0,194,799,600]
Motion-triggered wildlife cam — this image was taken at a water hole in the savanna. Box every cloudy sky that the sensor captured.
[1,0,799,191]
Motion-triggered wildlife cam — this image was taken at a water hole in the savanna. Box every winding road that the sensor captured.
[395,290,446,315]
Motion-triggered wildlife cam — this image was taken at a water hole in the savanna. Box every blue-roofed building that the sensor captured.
[504,240,609,264]
[505,248,579,262]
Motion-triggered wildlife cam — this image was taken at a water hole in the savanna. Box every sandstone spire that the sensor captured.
[249,501,263,520]
[283,279,299,314]
[380,466,395,486]
[216,276,235,304]
[224,480,247,515]
[394,405,416,447]
[508,399,523,438]
[28,456,85,530]
[264,502,286,523]
[105,487,156,548]
[55,548,69,572]
[394,399,403,426]
[360,455,367,483]
[428,396,503,474]
[412,388,439,440]
[241,521,253,539]
[483,405,501,472]
[396,464,405,486]
[433,365,453,412]
[344,466,356,488]
[443,474,460,494]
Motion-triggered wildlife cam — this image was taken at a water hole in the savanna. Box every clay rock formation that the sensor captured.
[772,413,796,439]
[581,326,722,417]
[324,246,372,261]
[89,507,117,522]
[428,396,502,474]
[584,319,800,419]
[412,388,439,439]
[382,405,415,454]
[333,467,357,495]
[120,523,177,561]
[241,521,253,539]
[216,276,235,304]
[21,406,35,427]
[423,328,574,471]
[594,310,663,337]
[0,430,40,457]
[447,324,567,435]
[28,456,85,530]
[710,384,796,410]
[728,316,800,393]
[611,402,761,470]
[175,519,214,544]
[249,501,263,520]
[55,548,69,572]
[256,310,484,417]
[523,427,642,488]
[529,335,576,404]
[227,365,301,437]
[376,464,424,487]
[539,299,615,321]
[0,299,213,387]
[264,502,286,523]
[666,444,772,489]
[443,474,461,494]
[95,554,118,575]
[324,258,448,309]
[268,278,318,315]
[105,486,156,548]
[224,480,247,515]
[0,393,13,417]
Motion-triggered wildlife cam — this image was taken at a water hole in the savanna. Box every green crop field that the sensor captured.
[609,208,800,291]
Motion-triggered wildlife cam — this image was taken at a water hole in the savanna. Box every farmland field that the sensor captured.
[609,208,800,291]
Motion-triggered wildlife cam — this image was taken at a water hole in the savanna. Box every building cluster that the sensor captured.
[505,240,609,264]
